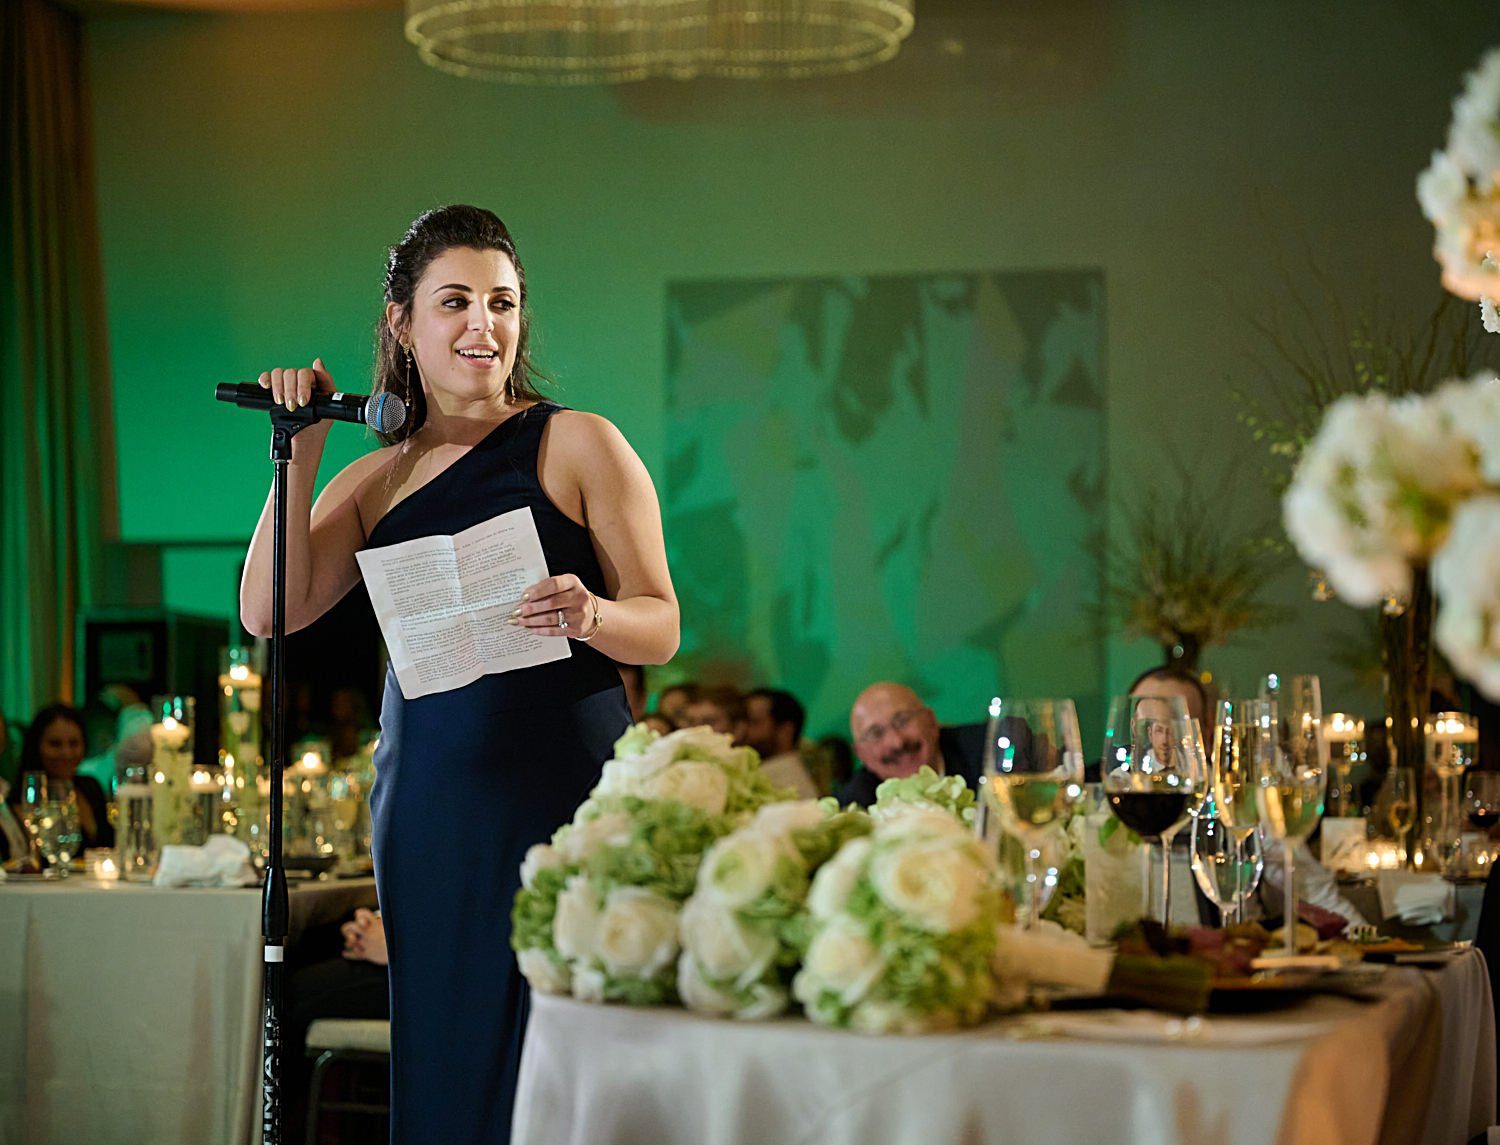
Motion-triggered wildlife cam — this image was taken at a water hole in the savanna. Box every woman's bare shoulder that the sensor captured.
[327,439,403,490]
[544,408,630,456]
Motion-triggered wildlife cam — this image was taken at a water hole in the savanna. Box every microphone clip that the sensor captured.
[268,405,322,461]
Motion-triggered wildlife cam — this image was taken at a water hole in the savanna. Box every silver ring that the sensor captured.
[557,609,568,630]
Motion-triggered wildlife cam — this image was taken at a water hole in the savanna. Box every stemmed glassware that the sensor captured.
[1190,798,1264,923]
[1428,713,1479,872]
[18,773,84,877]
[1466,772,1500,873]
[1101,694,1204,925]
[981,697,1085,928]
[1382,766,1418,866]
[1254,676,1328,958]
[1323,713,1366,818]
[1210,698,1270,925]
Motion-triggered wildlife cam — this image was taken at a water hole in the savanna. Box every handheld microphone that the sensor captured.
[215,383,407,435]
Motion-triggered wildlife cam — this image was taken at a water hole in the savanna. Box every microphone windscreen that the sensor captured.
[366,393,407,434]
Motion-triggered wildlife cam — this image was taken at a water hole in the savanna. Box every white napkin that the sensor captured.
[152,835,255,888]
[1376,870,1453,926]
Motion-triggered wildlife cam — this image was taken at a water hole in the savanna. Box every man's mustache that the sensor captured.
[881,738,925,766]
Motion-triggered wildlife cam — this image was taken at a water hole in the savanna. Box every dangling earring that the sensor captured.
[398,341,419,450]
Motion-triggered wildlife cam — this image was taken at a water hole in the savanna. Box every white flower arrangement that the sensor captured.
[1418,47,1500,320]
[791,805,1004,1034]
[1282,378,1491,606]
[511,724,790,1005]
[596,723,792,819]
[677,800,872,1020]
[1283,372,1500,698]
[1433,496,1500,699]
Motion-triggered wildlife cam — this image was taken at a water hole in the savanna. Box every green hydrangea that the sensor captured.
[872,766,977,826]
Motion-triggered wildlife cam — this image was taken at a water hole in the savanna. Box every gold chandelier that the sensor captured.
[404,0,916,84]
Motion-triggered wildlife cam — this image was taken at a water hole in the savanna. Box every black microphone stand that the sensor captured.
[259,407,314,1145]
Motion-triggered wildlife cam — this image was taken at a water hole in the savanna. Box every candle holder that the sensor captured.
[219,645,268,863]
[1323,713,1366,818]
[116,756,157,883]
[150,695,197,848]
[1425,712,1479,874]
[85,847,121,882]
[285,740,333,857]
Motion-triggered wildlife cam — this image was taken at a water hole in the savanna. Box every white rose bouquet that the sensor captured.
[870,765,977,826]
[512,723,794,1004]
[792,806,1003,1034]
[677,800,872,1020]
[1417,46,1500,324]
[511,795,731,1004]
[596,723,791,819]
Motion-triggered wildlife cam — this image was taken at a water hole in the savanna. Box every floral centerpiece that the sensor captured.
[594,723,792,817]
[792,806,1003,1034]
[677,800,872,1019]
[511,724,790,1004]
[870,765,976,825]
[1417,46,1500,325]
[1283,373,1500,828]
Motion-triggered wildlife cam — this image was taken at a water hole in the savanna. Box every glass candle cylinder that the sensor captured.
[150,696,196,848]
[1323,713,1366,818]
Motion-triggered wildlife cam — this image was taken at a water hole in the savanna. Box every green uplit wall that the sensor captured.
[86,1,1497,737]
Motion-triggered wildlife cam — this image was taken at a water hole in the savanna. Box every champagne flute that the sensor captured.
[1384,767,1418,865]
[982,697,1085,928]
[1212,699,1264,924]
[1255,680,1327,958]
[1101,694,1202,925]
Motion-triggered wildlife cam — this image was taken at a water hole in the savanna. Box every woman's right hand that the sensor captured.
[257,356,335,413]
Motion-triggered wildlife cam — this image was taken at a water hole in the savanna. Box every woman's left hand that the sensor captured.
[510,574,592,637]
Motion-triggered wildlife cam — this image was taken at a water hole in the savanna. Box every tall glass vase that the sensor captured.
[1381,567,1433,868]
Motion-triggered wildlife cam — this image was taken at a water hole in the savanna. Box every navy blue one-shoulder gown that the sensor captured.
[364,402,630,1144]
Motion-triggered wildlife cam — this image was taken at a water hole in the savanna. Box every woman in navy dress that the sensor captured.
[240,205,679,1143]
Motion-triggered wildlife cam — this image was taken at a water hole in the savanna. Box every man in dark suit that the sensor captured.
[835,682,984,807]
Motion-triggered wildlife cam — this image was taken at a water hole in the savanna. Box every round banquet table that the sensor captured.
[512,949,1495,1145]
[0,874,379,1145]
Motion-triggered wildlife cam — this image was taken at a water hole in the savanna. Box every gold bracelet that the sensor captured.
[577,591,604,643]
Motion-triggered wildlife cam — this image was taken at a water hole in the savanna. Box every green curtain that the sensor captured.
[1,0,118,723]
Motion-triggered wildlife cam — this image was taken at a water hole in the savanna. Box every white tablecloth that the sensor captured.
[513,950,1494,1145]
[0,875,378,1145]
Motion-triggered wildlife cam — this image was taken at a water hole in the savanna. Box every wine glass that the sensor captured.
[1190,794,1265,924]
[1255,681,1328,958]
[1383,767,1418,866]
[1466,772,1500,873]
[1211,697,1264,913]
[1101,694,1203,925]
[981,697,1085,928]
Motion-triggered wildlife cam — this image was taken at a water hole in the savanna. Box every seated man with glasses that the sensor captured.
[836,682,984,808]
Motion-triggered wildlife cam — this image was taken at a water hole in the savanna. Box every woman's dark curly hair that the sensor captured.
[372,205,546,445]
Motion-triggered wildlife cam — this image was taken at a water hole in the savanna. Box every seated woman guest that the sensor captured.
[7,703,114,853]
